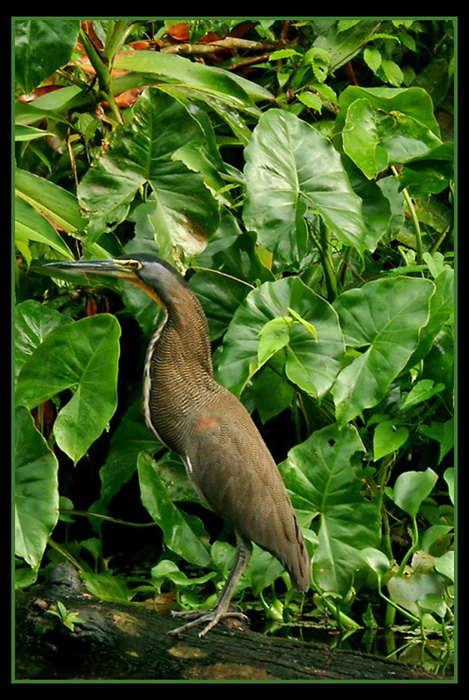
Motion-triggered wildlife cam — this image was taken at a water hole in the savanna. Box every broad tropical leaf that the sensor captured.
[16,314,121,464]
[78,88,219,256]
[333,277,435,423]
[279,423,380,594]
[217,276,344,400]
[243,108,369,264]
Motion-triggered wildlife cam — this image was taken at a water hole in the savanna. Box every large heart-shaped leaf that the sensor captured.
[217,276,344,400]
[15,299,72,377]
[15,314,121,464]
[279,423,380,595]
[338,86,442,179]
[333,277,435,423]
[78,88,219,255]
[15,406,59,570]
[243,109,369,264]
[15,18,80,93]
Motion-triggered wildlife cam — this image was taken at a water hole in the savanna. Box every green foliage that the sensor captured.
[46,600,84,631]
[14,18,454,668]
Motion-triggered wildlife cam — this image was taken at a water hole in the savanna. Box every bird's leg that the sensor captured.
[168,535,252,637]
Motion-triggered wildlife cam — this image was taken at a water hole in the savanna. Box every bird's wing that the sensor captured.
[186,390,310,591]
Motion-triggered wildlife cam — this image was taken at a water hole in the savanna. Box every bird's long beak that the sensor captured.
[44,258,138,281]
[44,258,166,310]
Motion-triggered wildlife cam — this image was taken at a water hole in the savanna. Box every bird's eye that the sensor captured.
[127,260,142,271]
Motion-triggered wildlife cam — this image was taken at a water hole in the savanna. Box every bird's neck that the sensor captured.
[159,284,213,378]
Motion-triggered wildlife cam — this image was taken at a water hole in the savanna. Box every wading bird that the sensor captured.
[46,254,310,636]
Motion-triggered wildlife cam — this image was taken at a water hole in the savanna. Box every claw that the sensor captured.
[167,608,249,637]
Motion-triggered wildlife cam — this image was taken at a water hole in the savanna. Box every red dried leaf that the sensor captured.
[166,22,190,42]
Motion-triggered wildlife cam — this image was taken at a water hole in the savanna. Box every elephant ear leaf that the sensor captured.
[77,88,219,258]
[333,277,435,424]
[216,276,344,400]
[16,314,121,464]
[243,108,369,265]
[279,423,380,595]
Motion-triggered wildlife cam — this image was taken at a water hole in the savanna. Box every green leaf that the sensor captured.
[244,545,286,596]
[297,91,323,112]
[343,159,393,251]
[405,268,454,369]
[380,59,404,86]
[151,560,216,589]
[443,468,454,505]
[333,277,434,423]
[400,379,445,411]
[420,419,454,464]
[246,357,295,423]
[16,315,121,464]
[417,592,447,619]
[373,421,409,460]
[342,98,388,179]
[80,572,133,604]
[399,142,454,196]
[343,95,442,179]
[15,18,80,93]
[217,276,344,399]
[14,124,56,141]
[15,167,86,234]
[268,48,302,61]
[338,87,442,178]
[360,548,391,581]
[387,569,445,618]
[288,307,318,339]
[78,89,219,255]
[137,451,211,567]
[15,196,74,260]
[243,109,369,263]
[15,299,72,377]
[363,47,382,73]
[15,406,59,570]
[257,317,293,366]
[390,468,438,519]
[311,19,381,72]
[434,550,454,582]
[279,423,380,595]
[338,86,441,139]
[189,269,250,341]
[114,50,273,105]
[16,85,85,119]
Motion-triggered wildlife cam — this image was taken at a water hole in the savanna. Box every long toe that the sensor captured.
[167,609,249,637]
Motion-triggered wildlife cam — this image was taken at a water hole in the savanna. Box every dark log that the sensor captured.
[15,564,443,682]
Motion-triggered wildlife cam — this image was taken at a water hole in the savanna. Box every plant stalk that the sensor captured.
[318,223,338,301]
[391,166,423,265]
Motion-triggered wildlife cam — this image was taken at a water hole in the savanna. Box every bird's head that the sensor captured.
[45,254,186,311]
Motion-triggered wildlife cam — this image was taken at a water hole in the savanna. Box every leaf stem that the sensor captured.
[60,509,158,528]
[191,265,256,289]
[314,222,338,301]
[293,393,302,443]
[391,166,423,265]
[79,27,124,126]
[397,516,419,575]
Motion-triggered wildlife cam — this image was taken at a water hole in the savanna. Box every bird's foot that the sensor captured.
[167,606,249,637]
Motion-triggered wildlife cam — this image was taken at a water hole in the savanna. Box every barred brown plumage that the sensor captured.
[45,253,311,637]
